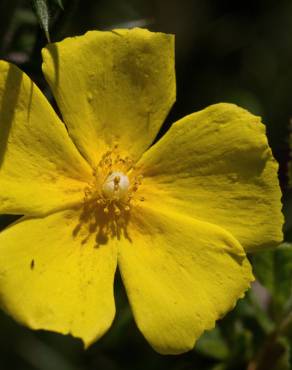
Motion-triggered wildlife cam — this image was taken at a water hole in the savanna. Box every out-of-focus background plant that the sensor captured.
[0,0,291,369]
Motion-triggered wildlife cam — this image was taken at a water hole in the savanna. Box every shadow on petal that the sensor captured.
[71,200,132,248]
[0,63,23,167]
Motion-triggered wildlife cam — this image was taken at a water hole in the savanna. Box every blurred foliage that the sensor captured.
[0,0,292,369]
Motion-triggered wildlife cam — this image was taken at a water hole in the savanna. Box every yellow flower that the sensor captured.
[0,28,283,354]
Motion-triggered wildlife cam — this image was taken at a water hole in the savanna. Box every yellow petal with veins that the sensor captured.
[42,28,176,165]
[118,202,253,354]
[0,61,93,216]
[0,209,117,347]
[136,103,283,252]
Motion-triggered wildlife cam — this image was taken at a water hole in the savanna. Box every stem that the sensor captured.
[278,311,292,335]
[247,310,292,370]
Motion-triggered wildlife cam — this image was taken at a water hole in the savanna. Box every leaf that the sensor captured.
[32,0,51,42]
[52,0,64,10]
[245,289,275,334]
[252,243,292,317]
[195,327,230,360]
[209,364,227,370]
[274,337,291,370]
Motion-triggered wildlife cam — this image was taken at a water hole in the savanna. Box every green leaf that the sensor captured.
[274,337,291,370]
[52,0,64,10]
[32,0,51,42]
[209,364,227,370]
[252,243,292,317]
[195,327,230,360]
[245,289,275,334]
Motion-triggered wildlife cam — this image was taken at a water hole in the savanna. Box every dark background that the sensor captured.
[0,1,291,369]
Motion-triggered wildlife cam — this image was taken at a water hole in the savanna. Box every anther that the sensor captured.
[114,206,121,216]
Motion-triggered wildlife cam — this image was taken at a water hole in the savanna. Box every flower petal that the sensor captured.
[0,61,93,216]
[135,103,283,252]
[0,209,117,347]
[118,202,253,354]
[42,28,176,165]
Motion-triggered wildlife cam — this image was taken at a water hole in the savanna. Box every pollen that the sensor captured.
[82,145,144,237]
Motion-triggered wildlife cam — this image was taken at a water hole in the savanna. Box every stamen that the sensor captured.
[80,147,145,241]
[114,204,121,216]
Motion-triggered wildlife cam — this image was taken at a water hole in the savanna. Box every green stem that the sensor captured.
[247,310,292,370]
[278,311,292,335]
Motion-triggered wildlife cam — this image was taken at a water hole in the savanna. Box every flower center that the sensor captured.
[102,171,130,201]
[75,146,144,245]
[82,145,144,218]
